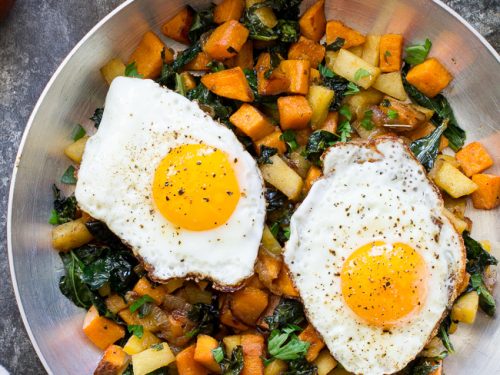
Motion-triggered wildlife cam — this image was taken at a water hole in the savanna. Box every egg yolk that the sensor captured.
[152,144,240,231]
[341,241,428,327]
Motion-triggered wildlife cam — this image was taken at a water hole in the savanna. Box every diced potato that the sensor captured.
[52,218,93,252]
[223,335,242,355]
[325,51,338,71]
[330,367,355,375]
[100,58,126,85]
[306,85,335,129]
[304,166,322,193]
[94,345,130,375]
[262,225,282,255]
[260,155,304,201]
[410,104,434,121]
[164,278,184,293]
[183,282,213,304]
[333,49,381,89]
[132,343,175,375]
[361,35,381,66]
[246,0,277,28]
[264,359,288,375]
[372,72,408,101]
[314,350,337,375]
[64,136,89,164]
[433,161,478,198]
[288,151,311,178]
[123,330,161,355]
[449,321,458,334]
[480,240,492,252]
[451,291,479,324]
[348,45,363,57]
[442,208,468,234]
[421,336,446,358]
[345,89,383,119]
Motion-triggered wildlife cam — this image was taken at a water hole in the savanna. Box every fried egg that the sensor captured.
[284,138,466,375]
[76,77,266,286]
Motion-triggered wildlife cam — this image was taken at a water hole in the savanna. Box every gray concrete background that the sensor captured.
[0,0,498,374]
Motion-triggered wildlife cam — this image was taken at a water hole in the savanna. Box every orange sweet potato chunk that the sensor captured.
[161,6,194,44]
[471,174,500,210]
[201,67,254,102]
[406,58,453,98]
[203,20,249,60]
[256,52,290,96]
[299,0,326,42]
[309,68,321,84]
[230,287,269,325]
[455,142,494,177]
[230,104,275,140]
[183,52,212,71]
[379,34,404,72]
[326,20,366,48]
[214,0,245,24]
[194,335,221,373]
[254,131,287,155]
[288,36,326,68]
[133,277,166,305]
[83,306,125,350]
[94,345,130,375]
[304,166,322,193]
[177,345,209,375]
[278,96,313,130]
[298,324,325,362]
[273,265,299,297]
[129,31,172,79]
[219,296,249,331]
[227,40,254,70]
[279,60,311,95]
[241,334,265,375]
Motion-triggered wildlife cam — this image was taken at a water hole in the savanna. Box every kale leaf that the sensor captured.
[284,358,317,375]
[264,187,288,213]
[437,315,454,353]
[186,83,233,123]
[188,5,215,43]
[410,120,447,170]
[90,107,104,128]
[265,299,305,330]
[172,41,202,72]
[305,130,338,165]
[321,74,350,111]
[401,358,440,375]
[220,346,244,375]
[275,20,300,43]
[258,146,278,165]
[280,130,299,152]
[187,302,219,338]
[325,37,345,51]
[50,184,78,225]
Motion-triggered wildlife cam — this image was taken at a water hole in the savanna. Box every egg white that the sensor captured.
[76,77,266,286]
[284,138,466,375]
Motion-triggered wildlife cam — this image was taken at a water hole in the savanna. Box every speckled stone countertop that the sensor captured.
[0,1,498,373]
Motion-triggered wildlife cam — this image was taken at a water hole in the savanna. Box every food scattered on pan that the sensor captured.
[48,1,498,374]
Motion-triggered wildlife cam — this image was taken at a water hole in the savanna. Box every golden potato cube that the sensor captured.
[100,58,126,85]
[223,335,241,355]
[262,225,282,256]
[348,45,363,57]
[260,155,304,201]
[164,278,184,293]
[52,218,93,252]
[451,291,479,324]
[314,350,338,375]
[480,240,491,252]
[325,51,339,71]
[264,359,288,375]
[123,330,161,355]
[361,35,381,67]
[306,85,335,129]
[132,343,175,375]
[372,72,408,101]
[246,0,277,28]
[442,208,468,234]
[433,161,478,198]
[64,136,89,164]
[333,49,380,89]
[345,89,384,120]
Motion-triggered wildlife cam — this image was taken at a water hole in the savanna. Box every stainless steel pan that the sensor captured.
[8,0,500,373]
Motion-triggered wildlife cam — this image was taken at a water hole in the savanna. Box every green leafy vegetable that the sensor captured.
[280,130,299,152]
[130,295,155,313]
[437,316,454,353]
[321,74,350,110]
[338,120,352,142]
[266,325,310,363]
[402,68,465,150]
[354,68,370,81]
[151,343,164,351]
[325,37,345,51]
[50,184,78,225]
[258,146,278,165]
[339,105,352,121]
[284,358,317,375]
[305,130,338,165]
[90,107,104,128]
[61,166,77,185]
[470,274,496,316]
[125,62,143,78]
[128,325,144,339]
[275,20,300,43]
[220,346,244,375]
[175,73,187,96]
[410,120,447,170]
[318,64,334,78]
[360,110,375,130]
[344,82,360,96]
[172,42,203,72]
[387,109,399,119]
[401,358,440,375]
[207,60,226,72]
[405,38,432,65]
[188,5,215,43]
[186,83,233,123]
[264,187,288,213]
[212,346,225,364]
[187,303,219,338]
[72,125,86,141]
[265,299,305,330]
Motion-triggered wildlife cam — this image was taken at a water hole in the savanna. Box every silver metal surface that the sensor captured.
[7,0,500,374]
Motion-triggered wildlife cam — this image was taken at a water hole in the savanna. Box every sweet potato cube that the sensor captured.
[94,345,130,375]
[220,296,249,331]
[230,287,269,325]
[304,166,322,193]
[161,6,194,44]
[278,96,312,130]
[241,334,265,375]
[194,335,221,373]
[83,306,125,350]
[254,131,287,155]
[288,36,326,68]
[379,34,403,72]
[201,67,254,102]
[298,324,325,362]
[256,52,290,96]
[274,265,299,297]
[309,68,321,84]
[471,174,500,209]
[183,52,212,71]
[255,249,283,289]
[406,58,453,98]
[326,20,366,49]
[279,60,310,95]
[129,31,171,79]
[203,20,249,60]
[455,142,494,177]
[177,345,209,375]
[133,277,166,305]
[230,104,275,140]
[214,0,245,24]
[321,112,338,133]
[433,161,478,198]
[299,0,326,42]
[227,40,254,70]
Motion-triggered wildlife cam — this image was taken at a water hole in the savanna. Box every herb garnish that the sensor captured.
[280,130,299,152]
[220,346,244,375]
[128,324,144,339]
[130,295,155,313]
[212,346,225,363]
[265,325,310,363]
[61,166,77,185]
[405,38,432,65]
[72,125,86,141]
[387,109,399,119]
[354,68,371,81]
[344,82,360,96]
[124,62,143,78]
[360,109,375,130]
